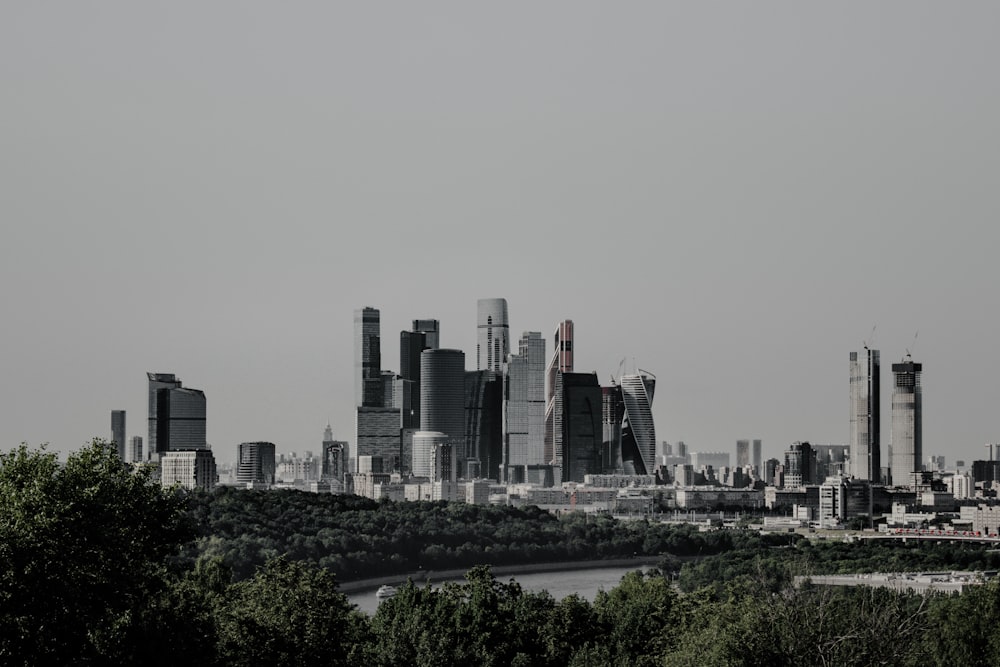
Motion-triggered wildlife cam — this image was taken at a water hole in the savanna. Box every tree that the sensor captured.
[0,440,193,664]
[215,557,366,666]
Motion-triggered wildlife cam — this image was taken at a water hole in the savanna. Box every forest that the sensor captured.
[3,440,1000,666]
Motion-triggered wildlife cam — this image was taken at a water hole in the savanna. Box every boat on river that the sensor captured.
[375,585,397,601]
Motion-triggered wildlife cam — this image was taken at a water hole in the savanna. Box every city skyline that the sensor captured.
[3,4,999,466]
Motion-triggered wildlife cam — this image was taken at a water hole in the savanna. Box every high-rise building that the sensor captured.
[411,431,449,478]
[160,449,217,491]
[752,439,762,471]
[420,349,466,441]
[544,320,573,464]
[736,439,750,468]
[619,371,656,475]
[400,321,439,429]
[465,370,502,481]
[147,373,207,454]
[355,307,383,408]
[111,410,126,460]
[552,371,603,483]
[236,441,276,486]
[321,423,348,483]
[501,332,545,481]
[850,348,881,482]
[890,358,923,487]
[783,441,815,487]
[477,298,509,373]
[129,436,143,463]
[602,385,624,473]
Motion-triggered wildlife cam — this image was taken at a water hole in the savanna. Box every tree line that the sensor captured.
[4,440,1000,665]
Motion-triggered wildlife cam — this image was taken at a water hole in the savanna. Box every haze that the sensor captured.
[2,2,998,465]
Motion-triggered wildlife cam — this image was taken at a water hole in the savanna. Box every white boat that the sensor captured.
[375,585,397,601]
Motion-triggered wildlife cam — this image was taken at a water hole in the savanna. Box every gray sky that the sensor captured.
[2,2,998,466]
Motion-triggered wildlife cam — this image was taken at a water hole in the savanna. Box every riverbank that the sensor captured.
[337,556,663,594]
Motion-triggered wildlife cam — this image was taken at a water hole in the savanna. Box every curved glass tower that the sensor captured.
[619,371,656,475]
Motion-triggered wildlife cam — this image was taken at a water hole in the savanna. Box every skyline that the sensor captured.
[2,3,999,465]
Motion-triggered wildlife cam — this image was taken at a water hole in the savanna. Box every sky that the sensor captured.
[2,2,998,467]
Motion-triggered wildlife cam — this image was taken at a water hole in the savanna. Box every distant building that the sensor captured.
[465,370,502,480]
[601,385,624,473]
[355,406,401,473]
[618,372,656,475]
[544,320,574,464]
[752,439,762,471]
[111,410,126,460]
[736,440,750,468]
[850,348,881,481]
[552,371,603,483]
[502,332,546,481]
[477,298,509,373]
[890,358,923,487]
[690,452,731,471]
[399,319,439,429]
[147,373,207,454]
[783,442,816,487]
[237,441,276,486]
[355,307,383,408]
[129,435,143,463]
[161,449,217,491]
[411,431,449,479]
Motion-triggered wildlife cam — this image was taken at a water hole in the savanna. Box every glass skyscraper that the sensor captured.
[147,373,207,454]
[477,298,509,373]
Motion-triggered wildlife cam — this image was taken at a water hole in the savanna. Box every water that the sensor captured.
[347,565,650,615]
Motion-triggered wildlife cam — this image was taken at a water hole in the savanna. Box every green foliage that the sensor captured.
[0,441,193,665]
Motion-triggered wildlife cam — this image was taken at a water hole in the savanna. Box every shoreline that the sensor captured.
[338,556,663,594]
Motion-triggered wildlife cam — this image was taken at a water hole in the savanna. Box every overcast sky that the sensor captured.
[2,2,998,467]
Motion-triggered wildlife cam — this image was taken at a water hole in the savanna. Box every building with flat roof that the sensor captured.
[850,348,881,482]
[111,410,126,460]
[237,441,276,486]
[890,358,923,487]
[355,307,383,408]
[161,449,217,491]
[147,373,207,454]
[502,331,545,481]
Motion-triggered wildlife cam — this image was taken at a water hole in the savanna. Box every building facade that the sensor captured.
[236,441,276,486]
[502,331,545,481]
[161,449,217,491]
[111,410,126,460]
[552,371,603,483]
[355,307,383,408]
[465,370,502,480]
[544,320,574,464]
[147,373,207,454]
[619,371,656,476]
[890,359,923,487]
[355,406,401,473]
[477,298,509,373]
[850,348,881,482]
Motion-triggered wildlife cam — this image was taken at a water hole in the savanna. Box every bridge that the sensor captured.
[849,529,1000,546]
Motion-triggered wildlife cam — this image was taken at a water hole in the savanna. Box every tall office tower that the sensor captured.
[411,431,448,478]
[236,441,276,486]
[433,441,458,483]
[619,371,656,475]
[412,319,440,350]
[890,358,923,487]
[736,440,750,468]
[850,348,881,482]
[601,385,624,473]
[129,436,143,463]
[147,373,207,454]
[160,449,217,491]
[111,410,126,460]
[501,332,545,481]
[420,349,466,440]
[752,439,762,471]
[465,370,502,480]
[544,320,574,464]
[783,441,816,487]
[477,298,509,372]
[552,371,603,483]
[354,307,383,407]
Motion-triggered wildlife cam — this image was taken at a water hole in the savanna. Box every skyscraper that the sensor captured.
[501,331,545,481]
[619,371,656,475]
[420,349,466,441]
[400,319,439,430]
[850,349,881,482]
[752,439,762,471]
[736,439,750,468]
[477,298,509,373]
[355,307,383,408]
[147,373,207,454]
[321,423,348,483]
[544,320,573,464]
[129,435,143,463]
[890,358,923,487]
[552,371,603,483]
[161,449,217,491]
[465,370,502,480]
[111,410,126,460]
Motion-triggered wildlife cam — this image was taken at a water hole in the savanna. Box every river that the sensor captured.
[347,564,653,615]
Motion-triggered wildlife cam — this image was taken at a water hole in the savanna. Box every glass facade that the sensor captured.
[476,298,509,372]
